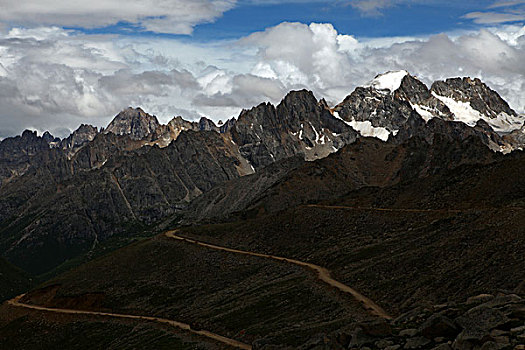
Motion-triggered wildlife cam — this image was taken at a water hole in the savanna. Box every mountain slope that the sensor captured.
[7,131,524,349]
[0,257,33,302]
[0,131,250,275]
[185,126,501,223]
[181,146,525,315]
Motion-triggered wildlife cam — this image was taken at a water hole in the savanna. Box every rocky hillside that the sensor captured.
[0,130,251,275]
[184,125,501,223]
[3,133,523,348]
[304,292,525,350]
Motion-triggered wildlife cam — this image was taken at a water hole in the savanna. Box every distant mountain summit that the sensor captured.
[333,70,523,150]
[105,107,161,140]
[431,77,522,132]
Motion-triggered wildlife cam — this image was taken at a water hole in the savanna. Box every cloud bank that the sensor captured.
[0,0,236,35]
[1,22,525,138]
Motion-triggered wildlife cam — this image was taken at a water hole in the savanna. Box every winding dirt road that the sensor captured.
[7,294,251,350]
[8,224,393,349]
[166,230,392,319]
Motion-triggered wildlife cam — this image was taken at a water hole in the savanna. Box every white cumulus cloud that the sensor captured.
[1,21,525,139]
[0,0,236,35]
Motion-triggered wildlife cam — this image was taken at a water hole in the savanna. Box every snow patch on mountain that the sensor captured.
[432,93,483,127]
[433,93,524,133]
[369,70,409,92]
[333,111,395,141]
[488,112,525,133]
[411,104,435,122]
[348,120,394,141]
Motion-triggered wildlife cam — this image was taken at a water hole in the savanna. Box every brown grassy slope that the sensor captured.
[182,151,525,316]
[16,235,372,348]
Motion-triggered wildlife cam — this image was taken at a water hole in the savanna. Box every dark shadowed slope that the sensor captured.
[0,257,33,302]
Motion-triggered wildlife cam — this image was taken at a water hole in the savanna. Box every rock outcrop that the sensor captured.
[0,130,57,186]
[60,124,98,155]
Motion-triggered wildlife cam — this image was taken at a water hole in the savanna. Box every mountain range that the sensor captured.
[1,71,524,276]
[0,71,524,349]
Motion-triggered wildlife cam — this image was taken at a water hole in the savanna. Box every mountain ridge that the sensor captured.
[1,71,524,276]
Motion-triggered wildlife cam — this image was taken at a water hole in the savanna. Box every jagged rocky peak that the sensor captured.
[167,116,195,131]
[198,117,219,132]
[334,71,524,146]
[105,107,161,140]
[60,124,98,149]
[0,129,61,185]
[394,74,454,121]
[431,77,516,117]
[2,130,50,152]
[367,71,453,122]
[219,118,236,133]
[333,75,418,140]
[166,115,221,133]
[42,131,61,147]
[150,116,199,148]
[150,115,227,148]
[231,89,358,169]
[430,77,523,132]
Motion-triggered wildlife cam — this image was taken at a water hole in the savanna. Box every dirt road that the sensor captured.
[7,294,251,350]
[166,230,391,319]
[8,222,394,349]
[306,204,463,213]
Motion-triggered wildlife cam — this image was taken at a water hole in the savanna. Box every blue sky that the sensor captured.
[192,1,488,39]
[0,0,525,137]
[64,1,525,40]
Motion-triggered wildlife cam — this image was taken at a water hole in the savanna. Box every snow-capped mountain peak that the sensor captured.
[430,78,524,133]
[369,70,409,92]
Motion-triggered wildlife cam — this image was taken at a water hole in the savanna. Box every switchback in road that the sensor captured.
[166,230,392,319]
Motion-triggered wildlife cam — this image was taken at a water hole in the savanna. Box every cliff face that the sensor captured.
[231,90,358,169]
[0,130,56,186]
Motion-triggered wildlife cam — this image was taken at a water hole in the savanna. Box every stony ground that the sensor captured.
[297,292,525,350]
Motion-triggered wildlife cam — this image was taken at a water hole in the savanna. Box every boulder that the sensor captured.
[420,314,459,339]
[456,306,509,332]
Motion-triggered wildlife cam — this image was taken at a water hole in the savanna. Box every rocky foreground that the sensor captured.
[296,292,525,350]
